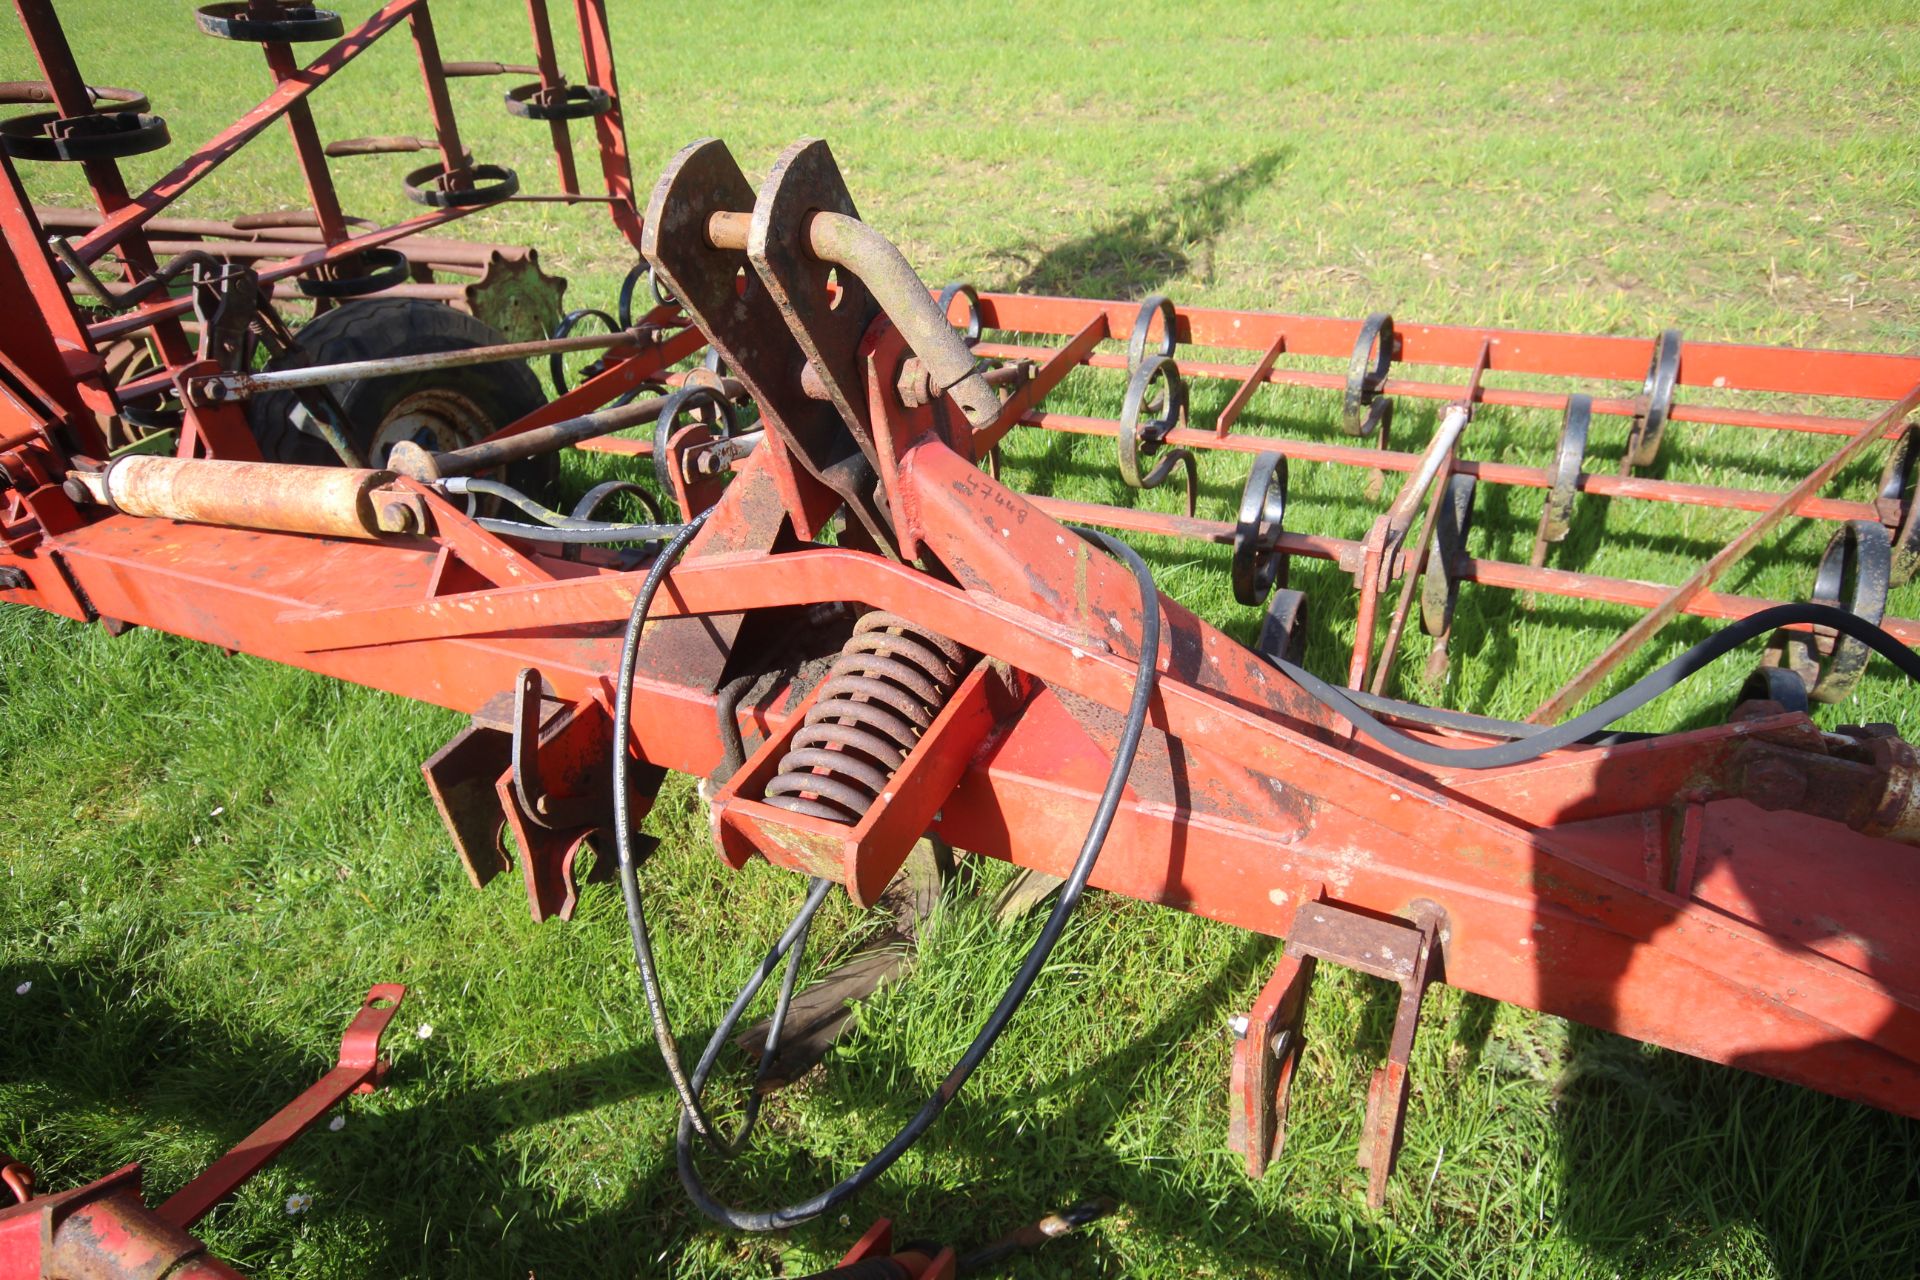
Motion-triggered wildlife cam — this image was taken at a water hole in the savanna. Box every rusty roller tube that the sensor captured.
[763,613,968,823]
[70,456,396,539]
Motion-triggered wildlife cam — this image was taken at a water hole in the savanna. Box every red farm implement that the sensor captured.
[3,1,1920,1274]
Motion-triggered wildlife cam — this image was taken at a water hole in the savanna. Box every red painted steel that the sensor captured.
[0,987,403,1280]
[6,1,1920,1254]
[156,985,407,1228]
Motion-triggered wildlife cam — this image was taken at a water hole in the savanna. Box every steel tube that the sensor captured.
[388,394,669,479]
[802,212,1001,431]
[705,209,1001,430]
[94,455,392,539]
[196,328,645,400]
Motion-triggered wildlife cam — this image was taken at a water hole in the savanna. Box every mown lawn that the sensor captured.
[4,2,1919,1276]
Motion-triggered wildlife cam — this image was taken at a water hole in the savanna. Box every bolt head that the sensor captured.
[378,501,418,535]
[1228,1015,1250,1038]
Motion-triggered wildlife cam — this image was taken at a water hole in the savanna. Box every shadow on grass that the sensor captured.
[13,878,1920,1279]
[989,151,1291,301]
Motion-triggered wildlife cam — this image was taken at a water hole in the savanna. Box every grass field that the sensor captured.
[5,2,1920,1276]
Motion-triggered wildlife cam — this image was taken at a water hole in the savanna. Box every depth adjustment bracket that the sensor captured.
[1229,894,1444,1207]
[421,667,661,921]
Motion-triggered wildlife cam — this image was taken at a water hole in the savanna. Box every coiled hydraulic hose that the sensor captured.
[611,522,1920,1230]
[612,526,1159,1228]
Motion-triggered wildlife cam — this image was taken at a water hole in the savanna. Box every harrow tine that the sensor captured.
[1531,381,1920,723]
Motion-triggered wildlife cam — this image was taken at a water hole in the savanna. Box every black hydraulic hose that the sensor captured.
[1337,686,1646,745]
[611,507,782,1153]
[607,518,1918,1229]
[670,528,1161,1230]
[450,475,674,533]
[1271,602,1920,771]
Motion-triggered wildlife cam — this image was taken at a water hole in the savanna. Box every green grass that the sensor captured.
[5,2,1920,1276]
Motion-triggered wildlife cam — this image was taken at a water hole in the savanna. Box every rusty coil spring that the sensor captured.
[763,613,967,824]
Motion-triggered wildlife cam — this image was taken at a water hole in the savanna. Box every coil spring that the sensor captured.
[762,613,967,824]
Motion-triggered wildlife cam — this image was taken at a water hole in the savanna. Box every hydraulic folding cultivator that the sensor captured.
[4,1,1920,1273]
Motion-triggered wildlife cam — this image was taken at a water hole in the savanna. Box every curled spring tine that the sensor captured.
[1138,448,1198,518]
[1624,328,1682,472]
[1420,473,1479,640]
[1531,393,1593,566]
[1125,293,1177,374]
[547,308,620,396]
[653,383,739,493]
[1342,312,1396,438]
[1876,422,1919,587]
[617,261,654,329]
[573,479,667,525]
[1232,451,1290,606]
[936,282,983,347]
[1736,664,1812,716]
[1775,519,1893,704]
[1118,353,1187,489]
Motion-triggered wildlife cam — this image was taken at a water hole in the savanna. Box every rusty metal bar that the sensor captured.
[257,20,351,245]
[522,0,580,194]
[708,208,1000,431]
[406,3,469,180]
[976,314,1109,452]
[156,985,406,1228]
[1216,329,1287,436]
[387,394,672,479]
[192,327,647,401]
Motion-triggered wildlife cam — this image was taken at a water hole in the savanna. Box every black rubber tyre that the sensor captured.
[249,298,555,495]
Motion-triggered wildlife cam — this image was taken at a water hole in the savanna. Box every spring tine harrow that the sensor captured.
[5,1,1920,1271]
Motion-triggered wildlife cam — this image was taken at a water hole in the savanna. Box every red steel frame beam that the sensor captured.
[7,456,1920,1124]
[970,293,1920,406]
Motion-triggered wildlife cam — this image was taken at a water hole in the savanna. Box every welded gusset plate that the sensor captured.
[747,138,884,467]
[640,138,878,543]
[422,681,657,921]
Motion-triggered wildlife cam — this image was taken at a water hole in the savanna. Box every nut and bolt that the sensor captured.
[378,501,419,535]
[897,358,934,409]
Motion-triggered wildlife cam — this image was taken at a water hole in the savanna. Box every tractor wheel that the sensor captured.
[249,298,555,495]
